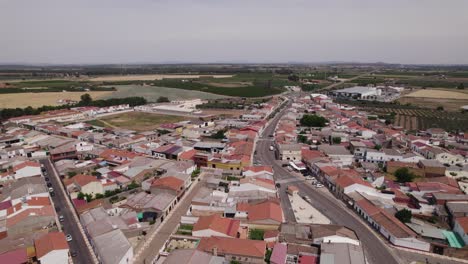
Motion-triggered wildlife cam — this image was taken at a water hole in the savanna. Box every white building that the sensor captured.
[35,232,70,264]
[13,161,42,179]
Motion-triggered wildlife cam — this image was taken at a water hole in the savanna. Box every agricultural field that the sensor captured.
[101,85,227,102]
[86,112,191,132]
[398,89,468,112]
[88,74,233,82]
[0,91,111,108]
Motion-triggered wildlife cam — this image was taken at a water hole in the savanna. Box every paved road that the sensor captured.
[134,176,206,264]
[254,101,400,264]
[40,159,95,264]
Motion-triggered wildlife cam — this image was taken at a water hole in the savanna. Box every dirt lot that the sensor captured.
[87,111,192,131]
[0,91,111,108]
[201,109,246,118]
[403,89,468,99]
[88,74,233,82]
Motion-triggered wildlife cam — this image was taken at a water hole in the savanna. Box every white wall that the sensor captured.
[15,166,41,179]
[391,236,431,252]
[192,229,232,238]
[39,249,69,264]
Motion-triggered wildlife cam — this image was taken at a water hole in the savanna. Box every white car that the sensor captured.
[315,184,324,188]
[269,145,275,151]
[59,215,64,222]
[66,234,72,242]
[48,187,54,193]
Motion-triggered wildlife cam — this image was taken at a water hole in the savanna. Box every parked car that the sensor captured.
[59,215,64,222]
[50,192,55,197]
[70,251,78,257]
[269,145,275,151]
[66,234,72,242]
[47,183,52,187]
[315,184,324,188]
[45,177,49,181]
[48,187,54,193]
[275,183,281,188]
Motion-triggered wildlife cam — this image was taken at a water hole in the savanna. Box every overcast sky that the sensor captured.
[1,0,467,65]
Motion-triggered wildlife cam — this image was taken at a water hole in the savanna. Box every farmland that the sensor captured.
[86,112,190,132]
[0,91,112,108]
[337,99,468,132]
[88,74,233,82]
[398,89,468,112]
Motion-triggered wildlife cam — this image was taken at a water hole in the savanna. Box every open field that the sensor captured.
[86,112,191,131]
[398,89,468,112]
[402,89,468,99]
[101,85,227,101]
[201,109,246,118]
[0,91,111,108]
[88,74,233,82]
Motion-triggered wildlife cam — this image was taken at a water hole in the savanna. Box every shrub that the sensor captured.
[249,229,265,240]
[395,209,412,223]
[394,167,415,183]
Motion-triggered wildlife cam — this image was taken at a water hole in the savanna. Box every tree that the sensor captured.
[436,106,444,111]
[77,192,85,200]
[374,144,382,150]
[84,193,93,202]
[80,93,93,106]
[67,171,77,178]
[249,229,264,240]
[288,74,300,82]
[211,129,226,139]
[300,114,328,127]
[298,134,308,143]
[95,193,105,199]
[332,137,341,144]
[156,96,170,103]
[395,208,412,223]
[265,249,272,264]
[457,83,465,90]
[394,167,415,183]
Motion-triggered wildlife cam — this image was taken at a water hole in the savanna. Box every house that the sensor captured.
[278,144,302,161]
[242,166,274,178]
[236,200,283,230]
[320,243,366,264]
[270,243,287,264]
[427,128,448,140]
[418,160,446,177]
[150,176,185,198]
[192,214,240,238]
[335,175,375,198]
[64,174,104,199]
[34,232,70,264]
[433,193,468,206]
[318,145,353,166]
[12,161,42,179]
[229,179,277,200]
[121,191,177,223]
[0,248,28,264]
[453,216,468,245]
[163,249,225,264]
[152,144,184,160]
[197,236,266,264]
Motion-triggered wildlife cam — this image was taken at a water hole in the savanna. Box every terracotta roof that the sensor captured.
[0,200,12,211]
[372,210,416,238]
[456,216,468,233]
[355,199,380,216]
[35,232,69,258]
[13,161,40,172]
[151,176,184,191]
[335,175,372,188]
[7,205,55,228]
[197,236,266,258]
[247,200,283,223]
[27,196,51,206]
[0,248,28,264]
[179,149,197,160]
[65,174,99,188]
[193,214,240,237]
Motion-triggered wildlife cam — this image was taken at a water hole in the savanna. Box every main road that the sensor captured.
[40,159,95,264]
[253,96,400,264]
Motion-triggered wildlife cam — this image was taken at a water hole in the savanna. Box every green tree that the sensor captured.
[457,83,465,90]
[288,74,300,82]
[297,134,308,143]
[265,249,272,264]
[249,229,265,240]
[80,93,93,106]
[211,129,226,139]
[77,192,85,200]
[156,96,170,103]
[95,193,105,199]
[394,167,415,183]
[300,114,328,127]
[374,144,382,150]
[67,171,77,178]
[395,208,412,223]
[436,106,444,111]
[332,137,342,144]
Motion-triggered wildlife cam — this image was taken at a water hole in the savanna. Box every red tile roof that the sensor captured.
[13,161,40,172]
[243,166,273,174]
[35,232,69,258]
[247,200,283,223]
[0,248,28,264]
[151,176,184,191]
[27,196,51,206]
[197,237,266,258]
[336,175,372,188]
[65,174,99,188]
[178,149,197,160]
[193,214,240,237]
[7,205,55,228]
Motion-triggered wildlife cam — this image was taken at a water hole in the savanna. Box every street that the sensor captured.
[40,159,95,264]
[254,100,400,264]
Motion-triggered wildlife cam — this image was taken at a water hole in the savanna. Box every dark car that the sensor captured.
[47,182,52,187]
[71,251,78,257]
[50,192,55,197]
[45,177,50,181]
[275,183,281,188]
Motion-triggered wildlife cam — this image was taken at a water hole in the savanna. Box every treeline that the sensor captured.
[0,95,147,121]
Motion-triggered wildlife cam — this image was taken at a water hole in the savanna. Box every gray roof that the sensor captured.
[193,142,225,149]
[318,145,352,156]
[163,249,224,264]
[405,223,446,240]
[320,243,366,264]
[1,177,47,200]
[433,193,468,201]
[278,143,302,152]
[93,229,132,264]
[419,159,444,168]
[333,86,377,94]
[446,202,468,214]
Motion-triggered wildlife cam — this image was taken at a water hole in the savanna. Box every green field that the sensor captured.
[86,112,191,131]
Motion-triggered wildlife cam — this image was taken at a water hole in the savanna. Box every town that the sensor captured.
[0,81,467,264]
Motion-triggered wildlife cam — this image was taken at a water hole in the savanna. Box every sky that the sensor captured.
[1,0,468,65]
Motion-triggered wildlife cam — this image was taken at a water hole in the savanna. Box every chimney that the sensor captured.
[212,247,218,256]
